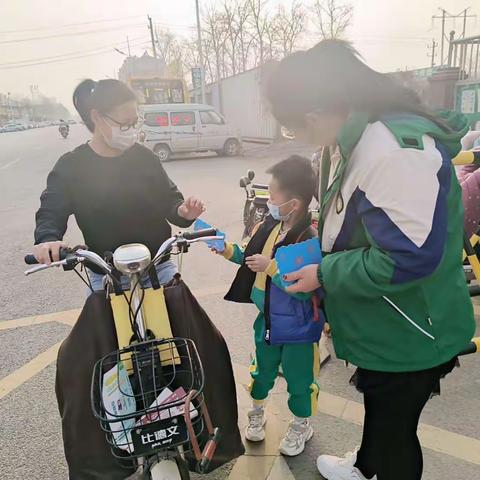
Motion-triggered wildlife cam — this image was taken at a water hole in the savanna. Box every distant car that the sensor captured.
[2,122,25,132]
[139,103,242,162]
[67,119,76,125]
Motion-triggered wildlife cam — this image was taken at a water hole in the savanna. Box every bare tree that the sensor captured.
[312,0,353,40]
[155,28,176,65]
[236,0,254,72]
[155,28,185,76]
[271,2,306,58]
[179,37,201,80]
[158,0,311,87]
[247,0,270,66]
[222,0,242,75]
[202,6,228,82]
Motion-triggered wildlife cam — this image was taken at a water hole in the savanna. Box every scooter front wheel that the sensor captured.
[150,458,189,480]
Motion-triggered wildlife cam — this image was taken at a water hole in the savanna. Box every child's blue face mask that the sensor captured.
[267,199,295,221]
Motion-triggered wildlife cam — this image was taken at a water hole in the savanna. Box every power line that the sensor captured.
[0,23,145,45]
[0,39,150,70]
[0,36,149,67]
[0,16,195,38]
[0,14,148,35]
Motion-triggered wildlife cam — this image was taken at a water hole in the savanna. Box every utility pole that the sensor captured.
[30,84,38,122]
[127,36,131,57]
[195,0,206,104]
[7,92,12,120]
[432,8,447,67]
[427,39,438,68]
[432,7,476,65]
[147,15,157,58]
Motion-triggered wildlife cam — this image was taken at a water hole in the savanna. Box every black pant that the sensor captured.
[354,359,456,480]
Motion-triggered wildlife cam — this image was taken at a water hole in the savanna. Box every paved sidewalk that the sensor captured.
[1,304,479,480]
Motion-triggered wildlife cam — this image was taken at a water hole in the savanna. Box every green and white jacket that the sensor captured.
[318,111,476,372]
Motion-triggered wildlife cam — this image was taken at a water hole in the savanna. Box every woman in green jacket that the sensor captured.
[266,40,475,480]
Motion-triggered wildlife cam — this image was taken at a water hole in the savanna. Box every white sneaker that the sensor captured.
[279,418,314,457]
[317,448,376,480]
[245,407,266,442]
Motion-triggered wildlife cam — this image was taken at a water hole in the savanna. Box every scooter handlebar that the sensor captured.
[24,248,69,265]
[182,228,218,241]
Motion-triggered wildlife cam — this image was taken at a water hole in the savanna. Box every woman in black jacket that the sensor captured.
[34,79,204,289]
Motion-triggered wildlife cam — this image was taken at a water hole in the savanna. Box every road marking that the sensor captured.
[266,457,296,480]
[0,309,80,330]
[2,301,479,469]
[0,341,62,400]
[0,158,21,170]
[234,363,480,467]
[0,286,227,331]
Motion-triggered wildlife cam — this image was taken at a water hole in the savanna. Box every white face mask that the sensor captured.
[100,117,138,151]
[267,199,295,222]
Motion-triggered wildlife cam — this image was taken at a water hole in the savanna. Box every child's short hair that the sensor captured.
[267,155,316,207]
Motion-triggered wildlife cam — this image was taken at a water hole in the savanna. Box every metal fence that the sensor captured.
[449,35,480,80]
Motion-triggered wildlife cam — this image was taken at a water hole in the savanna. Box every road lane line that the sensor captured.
[0,341,61,400]
[0,309,81,330]
[0,158,21,170]
[0,286,227,331]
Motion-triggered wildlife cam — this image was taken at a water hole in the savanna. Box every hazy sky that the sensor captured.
[0,0,476,112]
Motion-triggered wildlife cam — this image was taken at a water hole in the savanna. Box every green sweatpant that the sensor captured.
[249,313,320,418]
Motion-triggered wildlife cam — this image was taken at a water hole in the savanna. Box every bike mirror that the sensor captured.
[239,177,248,188]
[247,170,255,181]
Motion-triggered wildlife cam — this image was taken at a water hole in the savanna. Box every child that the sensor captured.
[217,155,324,457]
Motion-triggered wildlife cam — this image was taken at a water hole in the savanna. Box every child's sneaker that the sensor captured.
[245,406,266,442]
[316,448,377,480]
[279,417,314,456]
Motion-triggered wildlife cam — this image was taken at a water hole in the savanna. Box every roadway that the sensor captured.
[0,125,479,479]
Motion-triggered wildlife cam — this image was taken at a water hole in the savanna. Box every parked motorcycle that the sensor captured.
[239,170,269,239]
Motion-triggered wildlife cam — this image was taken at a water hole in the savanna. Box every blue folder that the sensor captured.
[275,238,322,286]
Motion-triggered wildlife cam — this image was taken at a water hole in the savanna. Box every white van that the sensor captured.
[139,103,242,161]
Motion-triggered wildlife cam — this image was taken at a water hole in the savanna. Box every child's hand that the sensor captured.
[246,254,270,273]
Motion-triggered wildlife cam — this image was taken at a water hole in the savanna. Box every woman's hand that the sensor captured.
[284,264,321,293]
[246,254,270,273]
[33,241,68,265]
[178,196,206,220]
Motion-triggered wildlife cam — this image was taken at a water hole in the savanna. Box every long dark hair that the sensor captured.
[266,40,447,129]
[73,79,136,132]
